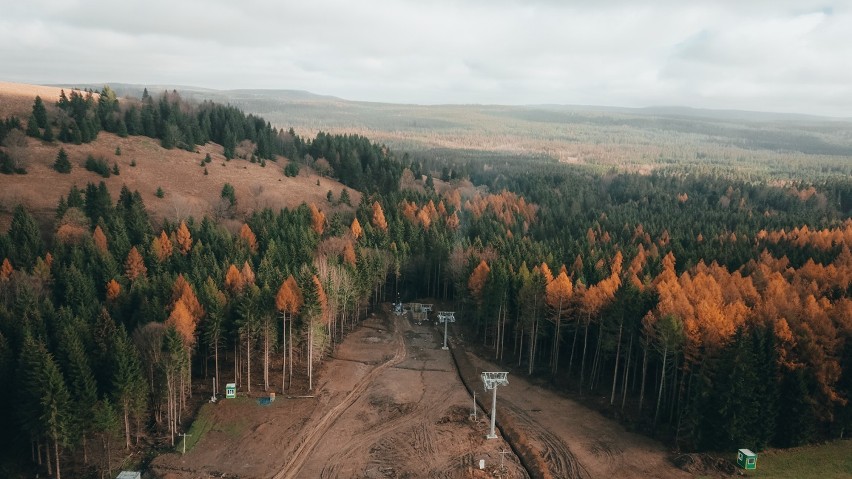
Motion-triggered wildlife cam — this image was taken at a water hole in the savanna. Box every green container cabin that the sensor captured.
[737,448,757,470]
[225,383,236,399]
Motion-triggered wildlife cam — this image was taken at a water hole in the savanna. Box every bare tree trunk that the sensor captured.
[308,321,314,390]
[123,401,131,450]
[568,321,579,376]
[528,317,537,376]
[494,303,502,360]
[621,334,633,411]
[289,316,293,389]
[579,317,590,392]
[591,322,603,390]
[639,341,649,412]
[214,336,219,396]
[654,345,668,426]
[263,320,269,391]
[551,298,563,376]
[54,436,62,479]
[247,328,252,393]
[45,439,52,477]
[610,318,623,405]
[282,313,287,393]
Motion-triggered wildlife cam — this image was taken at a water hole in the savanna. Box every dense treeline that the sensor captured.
[2,88,852,477]
[5,91,405,196]
[0,184,393,477]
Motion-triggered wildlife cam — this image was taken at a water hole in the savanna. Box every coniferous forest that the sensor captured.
[1,88,851,477]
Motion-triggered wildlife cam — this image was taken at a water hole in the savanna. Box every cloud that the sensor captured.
[0,1,850,116]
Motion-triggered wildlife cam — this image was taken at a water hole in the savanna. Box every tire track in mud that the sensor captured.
[318,336,458,478]
[504,402,589,479]
[272,314,407,479]
[446,335,587,479]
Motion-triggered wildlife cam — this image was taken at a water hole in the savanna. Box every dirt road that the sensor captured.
[291,310,528,478]
[466,354,691,479]
[152,306,527,478]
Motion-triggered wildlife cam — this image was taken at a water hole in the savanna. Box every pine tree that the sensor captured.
[42,122,54,142]
[112,326,145,450]
[53,148,71,173]
[32,96,48,128]
[9,204,43,267]
[26,113,41,138]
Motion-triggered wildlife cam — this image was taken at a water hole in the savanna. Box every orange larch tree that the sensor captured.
[350,218,363,240]
[124,246,147,282]
[239,223,258,254]
[175,221,192,255]
[275,275,303,390]
[468,260,490,305]
[224,264,244,294]
[152,231,173,263]
[309,204,325,236]
[93,225,108,253]
[0,258,12,281]
[446,212,460,231]
[106,279,121,301]
[371,201,388,232]
[545,270,573,375]
[172,274,205,323]
[240,261,256,286]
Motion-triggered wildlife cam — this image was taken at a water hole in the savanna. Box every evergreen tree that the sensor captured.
[54,148,72,173]
[8,204,43,267]
[26,113,41,138]
[32,96,48,128]
[111,326,145,450]
[42,122,54,142]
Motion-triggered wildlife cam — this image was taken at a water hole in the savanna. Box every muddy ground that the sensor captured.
[151,304,688,479]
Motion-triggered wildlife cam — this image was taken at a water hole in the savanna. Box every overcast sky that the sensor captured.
[2,0,850,116]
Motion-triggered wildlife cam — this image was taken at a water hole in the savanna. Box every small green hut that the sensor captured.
[225,383,236,399]
[737,448,757,470]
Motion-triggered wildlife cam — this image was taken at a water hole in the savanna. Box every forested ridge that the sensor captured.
[1,89,851,477]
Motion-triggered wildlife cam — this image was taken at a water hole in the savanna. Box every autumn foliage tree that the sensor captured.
[275,275,303,390]
[350,218,363,240]
[175,221,192,254]
[371,201,388,231]
[309,203,325,235]
[124,246,146,282]
[239,223,257,254]
[92,225,108,253]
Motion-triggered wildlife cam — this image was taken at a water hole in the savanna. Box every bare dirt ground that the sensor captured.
[465,353,691,479]
[151,306,527,479]
[150,303,691,479]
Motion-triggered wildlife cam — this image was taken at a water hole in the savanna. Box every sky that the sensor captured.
[2,0,851,117]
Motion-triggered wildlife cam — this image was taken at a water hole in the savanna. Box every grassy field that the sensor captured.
[732,440,852,479]
[175,402,215,454]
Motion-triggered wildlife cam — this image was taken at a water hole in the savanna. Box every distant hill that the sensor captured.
[12,81,852,180]
[0,82,358,232]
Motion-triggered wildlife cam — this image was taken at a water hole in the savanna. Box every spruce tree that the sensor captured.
[32,96,48,128]
[26,113,40,138]
[54,148,72,173]
[42,122,54,142]
[9,204,43,267]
